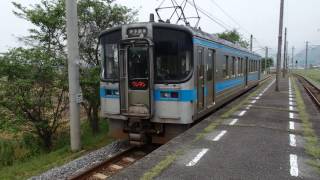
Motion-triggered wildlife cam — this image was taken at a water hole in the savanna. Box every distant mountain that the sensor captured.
[294,46,320,67]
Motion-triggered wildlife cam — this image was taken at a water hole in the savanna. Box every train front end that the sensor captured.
[99,21,194,145]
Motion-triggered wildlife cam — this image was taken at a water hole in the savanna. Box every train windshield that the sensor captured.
[100,30,121,81]
[153,28,193,83]
[128,46,149,79]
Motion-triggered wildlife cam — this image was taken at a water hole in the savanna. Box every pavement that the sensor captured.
[111,76,320,180]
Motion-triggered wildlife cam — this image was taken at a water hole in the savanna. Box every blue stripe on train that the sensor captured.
[100,88,119,99]
[154,89,197,102]
[215,77,244,93]
[100,75,258,101]
[248,73,259,81]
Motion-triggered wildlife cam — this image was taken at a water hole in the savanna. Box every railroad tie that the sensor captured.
[109,164,123,171]
[122,157,136,163]
[93,173,108,180]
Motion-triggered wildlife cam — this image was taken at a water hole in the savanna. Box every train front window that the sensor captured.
[128,46,148,79]
[105,44,119,79]
[153,27,193,83]
[100,30,121,81]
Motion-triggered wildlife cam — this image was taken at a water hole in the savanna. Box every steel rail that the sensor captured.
[294,74,320,109]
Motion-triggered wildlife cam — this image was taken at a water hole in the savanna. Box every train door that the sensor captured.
[119,42,154,118]
[206,49,215,108]
[197,47,205,112]
[245,57,249,86]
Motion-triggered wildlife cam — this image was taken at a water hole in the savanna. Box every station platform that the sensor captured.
[111,76,320,180]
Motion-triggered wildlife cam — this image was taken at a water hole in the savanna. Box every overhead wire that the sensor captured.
[186,1,232,31]
[207,0,266,49]
[157,0,267,50]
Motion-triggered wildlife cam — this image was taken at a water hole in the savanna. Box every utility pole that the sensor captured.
[275,0,284,91]
[265,47,268,74]
[282,28,287,78]
[66,0,81,151]
[291,46,294,71]
[305,41,308,69]
[286,41,289,72]
[250,34,253,52]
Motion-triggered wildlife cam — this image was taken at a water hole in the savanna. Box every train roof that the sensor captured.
[100,22,261,59]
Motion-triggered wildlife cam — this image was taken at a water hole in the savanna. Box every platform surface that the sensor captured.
[111,77,320,180]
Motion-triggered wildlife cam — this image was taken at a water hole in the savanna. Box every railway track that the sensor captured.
[295,74,320,109]
[68,144,159,180]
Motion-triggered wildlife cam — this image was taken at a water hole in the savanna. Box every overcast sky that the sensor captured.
[1,0,320,55]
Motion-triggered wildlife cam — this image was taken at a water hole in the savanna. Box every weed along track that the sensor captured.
[68,145,159,180]
[295,74,320,109]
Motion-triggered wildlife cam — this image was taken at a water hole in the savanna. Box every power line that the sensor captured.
[186,1,232,30]
[207,0,266,49]
[208,0,252,36]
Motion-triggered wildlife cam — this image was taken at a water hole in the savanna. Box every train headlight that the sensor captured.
[114,90,119,96]
[171,92,179,99]
[161,92,171,98]
[160,91,179,99]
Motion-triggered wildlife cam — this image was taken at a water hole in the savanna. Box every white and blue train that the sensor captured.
[99,15,261,145]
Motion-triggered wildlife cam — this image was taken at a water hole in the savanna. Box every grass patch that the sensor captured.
[294,69,320,86]
[291,76,320,173]
[0,120,113,180]
[141,154,177,180]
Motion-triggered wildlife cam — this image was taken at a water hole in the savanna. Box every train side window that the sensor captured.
[240,58,243,75]
[237,57,240,76]
[231,57,236,77]
[252,60,255,72]
[223,56,229,79]
[207,49,214,81]
[253,60,255,72]
[255,60,257,72]
[252,60,254,72]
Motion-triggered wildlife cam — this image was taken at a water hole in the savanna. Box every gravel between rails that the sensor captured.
[29,140,130,180]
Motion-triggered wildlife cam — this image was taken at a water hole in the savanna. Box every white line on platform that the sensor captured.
[246,104,252,110]
[289,134,296,147]
[250,100,257,104]
[289,98,294,101]
[213,130,227,141]
[254,96,260,100]
[259,93,263,96]
[289,112,294,119]
[290,154,299,177]
[289,121,295,130]
[289,101,294,106]
[238,110,247,116]
[289,106,294,111]
[229,119,238,125]
[186,148,209,167]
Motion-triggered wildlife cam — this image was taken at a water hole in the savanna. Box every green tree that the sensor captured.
[77,0,137,133]
[261,57,274,72]
[12,0,137,134]
[0,47,68,150]
[217,29,249,48]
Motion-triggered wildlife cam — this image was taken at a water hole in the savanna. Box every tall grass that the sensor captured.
[295,69,320,85]
[0,119,112,180]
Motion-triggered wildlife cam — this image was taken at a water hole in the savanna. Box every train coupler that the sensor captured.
[129,132,147,146]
